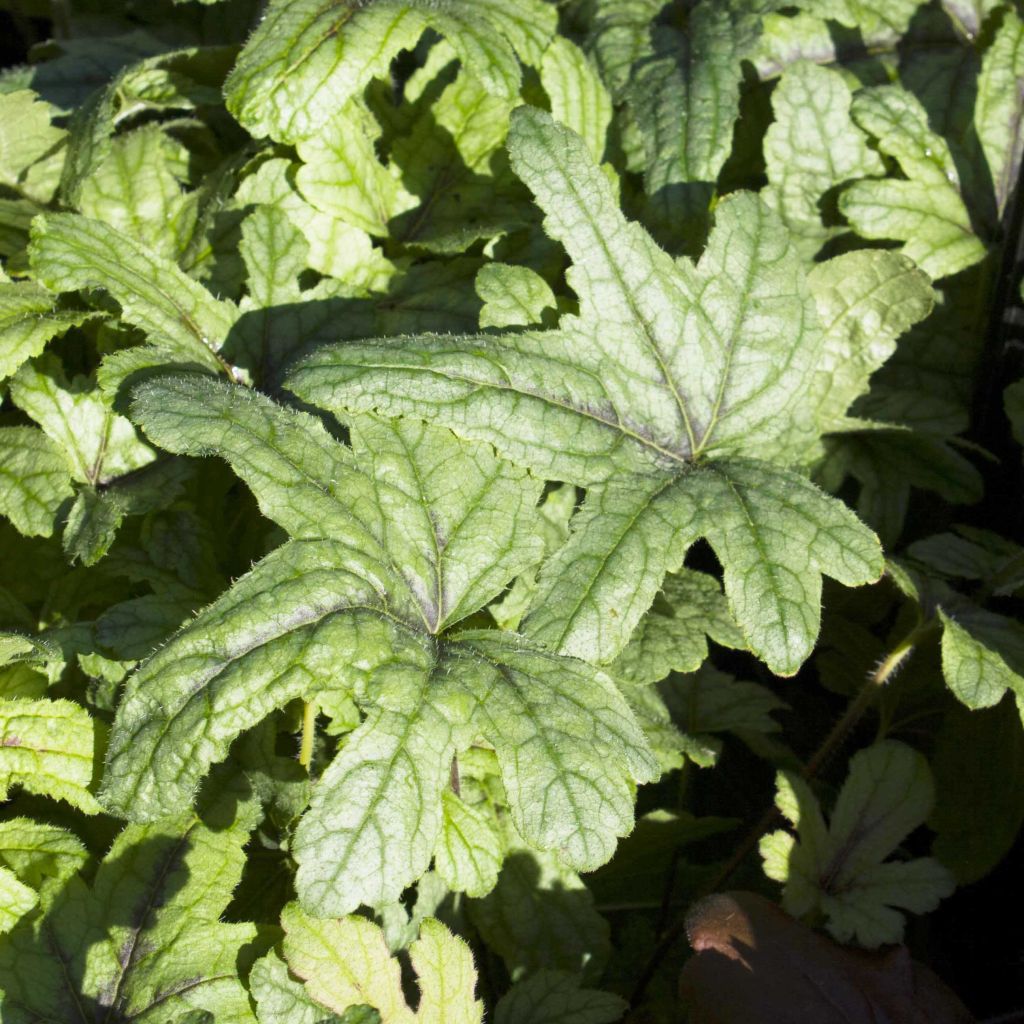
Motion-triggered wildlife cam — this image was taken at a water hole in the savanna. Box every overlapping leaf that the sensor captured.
[225,0,557,144]
[0,776,261,1023]
[278,908,481,1023]
[841,86,988,280]
[763,61,884,258]
[286,107,910,675]
[626,2,757,247]
[0,820,87,933]
[28,213,239,376]
[101,376,657,915]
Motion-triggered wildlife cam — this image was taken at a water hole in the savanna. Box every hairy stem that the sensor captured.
[298,701,316,771]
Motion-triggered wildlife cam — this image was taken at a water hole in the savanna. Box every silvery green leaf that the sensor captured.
[280,908,482,1024]
[764,61,884,258]
[0,427,73,537]
[288,109,885,675]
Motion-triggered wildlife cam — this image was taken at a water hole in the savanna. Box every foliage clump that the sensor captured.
[0,0,1022,1019]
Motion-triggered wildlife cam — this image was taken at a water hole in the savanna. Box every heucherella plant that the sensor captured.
[1,0,1023,1020]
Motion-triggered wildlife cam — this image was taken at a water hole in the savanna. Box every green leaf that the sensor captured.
[469,847,611,982]
[0,633,58,668]
[760,741,954,946]
[627,5,753,246]
[791,0,927,34]
[939,607,1024,714]
[541,36,613,162]
[841,86,988,279]
[0,281,94,383]
[434,788,503,897]
[235,157,396,291]
[280,907,483,1024]
[0,91,66,203]
[661,663,786,743]
[0,819,87,932]
[0,869,35,935]
[476,262,557,328]
[295,98,409,237]
[252,950,371,1024]
[908,526,1024,593]
[941,0,1005,37]
[0,426,74,537]
[76,125,198,258]
[610,569,745,685]
[225,0,557,144]
[28,213,239,375]
[763,61,885,258]
[493,971,627,1024]
[11,354,156,486]
[975,8,1024,217]
[0,697,101,812]
[820,429,982,546]
[103,378,655,914]
[930,698,1024,884]
[0,775,261,1024]
[288,108,886,675]
[385,60,523,252]
[807,250,935,431]
[583,0,665,99]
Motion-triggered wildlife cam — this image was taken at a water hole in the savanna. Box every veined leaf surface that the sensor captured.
[287,108,912,674]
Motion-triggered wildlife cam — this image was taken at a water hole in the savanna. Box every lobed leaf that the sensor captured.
[0,697,100,812]
[761,741,954,945]
[0,776,261,1023]
[841,86,987,279]
[763,61,884,258]
[289,108,886,674]
[280,908,482,1024]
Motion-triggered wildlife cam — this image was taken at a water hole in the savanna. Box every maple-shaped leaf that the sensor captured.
[286,107,905,675]
[225,0,557,144]
[760,741,954,946]
[0,773,261,1023]
[100,376,656,916]
[279,907,482,1024]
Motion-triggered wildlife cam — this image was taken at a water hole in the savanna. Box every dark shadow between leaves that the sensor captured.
[679,891,976,1024]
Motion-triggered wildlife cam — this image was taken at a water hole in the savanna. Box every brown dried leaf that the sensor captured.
[679,891,975,1024]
